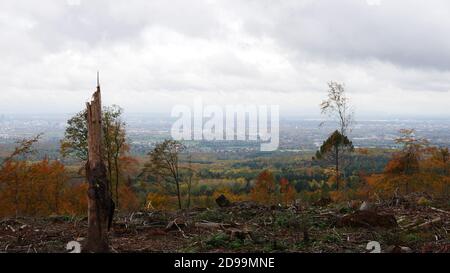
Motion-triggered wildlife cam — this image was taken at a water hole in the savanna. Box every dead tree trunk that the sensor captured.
[85,83,114,252]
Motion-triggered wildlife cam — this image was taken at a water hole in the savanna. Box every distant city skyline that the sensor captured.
[1,113,450,153]
[0,1,449,117]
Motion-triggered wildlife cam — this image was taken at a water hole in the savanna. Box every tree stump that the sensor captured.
[336,210,398,228]
[84,85,114,252]
[215,194,232,207]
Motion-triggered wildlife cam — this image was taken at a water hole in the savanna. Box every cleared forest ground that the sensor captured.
[0,194,449,253]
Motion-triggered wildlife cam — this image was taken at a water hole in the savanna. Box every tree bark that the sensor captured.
[85,86,114,253]
[114,156,119,209]
[175,178,182,210]
[335,146,339,191]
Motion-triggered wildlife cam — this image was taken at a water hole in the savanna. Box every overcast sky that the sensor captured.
[0,0,449,118]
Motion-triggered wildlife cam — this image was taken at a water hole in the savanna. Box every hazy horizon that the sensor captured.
[1,111,450,121]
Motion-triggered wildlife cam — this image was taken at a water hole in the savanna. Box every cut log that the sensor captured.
[336,210,398,228]
[359,201,375,212]
[386,245,413,253]
[84,82,114,253]
[406,217,442,231]
[225,227,251,240]
[231,201,260,210]
[165,218,187,231]
[429,207,450,215]
[194,221,230,230]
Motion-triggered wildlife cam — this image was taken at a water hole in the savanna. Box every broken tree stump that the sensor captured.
[84,80,114,253]
[336,210,398,228]
[216,194,232,207]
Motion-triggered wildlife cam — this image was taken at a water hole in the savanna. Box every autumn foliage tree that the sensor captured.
[251,170,277,205]
[0,135,87,217]
[0,160,28,217]
[364,129,449,198]
[0,135,40,217]
[385,129,427,174]
[250,171,297,206]
[279,178,296,206]
[383,129,428,194]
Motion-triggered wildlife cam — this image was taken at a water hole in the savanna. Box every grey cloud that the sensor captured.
[1,0,221,53]
[0,0,449,116]
[237,0,450,71]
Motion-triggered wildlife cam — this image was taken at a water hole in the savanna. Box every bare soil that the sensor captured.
[1,197,449,253]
